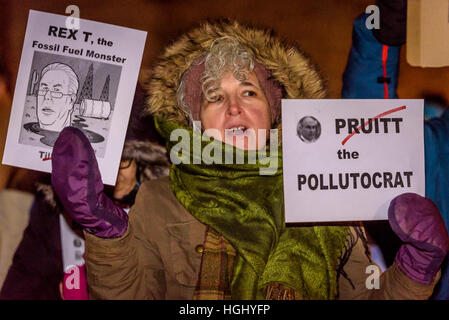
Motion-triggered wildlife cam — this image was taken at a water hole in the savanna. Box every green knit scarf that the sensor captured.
[155,117,350,299]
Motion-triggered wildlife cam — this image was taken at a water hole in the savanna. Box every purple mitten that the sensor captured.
[389,193,449,285]
[51,127,128,238]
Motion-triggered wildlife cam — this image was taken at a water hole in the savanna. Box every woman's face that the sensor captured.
[200,71,271,150]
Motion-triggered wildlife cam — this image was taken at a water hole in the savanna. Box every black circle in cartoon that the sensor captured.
[297,116,321,143]
[23,121,104,147]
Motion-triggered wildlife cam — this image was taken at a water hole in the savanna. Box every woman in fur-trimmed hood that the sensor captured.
[146,20,325,129]
[51,20,445,300]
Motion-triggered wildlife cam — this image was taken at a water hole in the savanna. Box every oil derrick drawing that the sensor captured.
[29,70,39,95]
[100,75,110,102]
[76,63,94,104]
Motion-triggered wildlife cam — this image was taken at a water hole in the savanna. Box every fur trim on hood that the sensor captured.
[145,20,326,129]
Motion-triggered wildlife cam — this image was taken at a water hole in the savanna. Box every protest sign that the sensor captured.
[282,99,425,222]
[59,215,85,271]
[2,10,147,185]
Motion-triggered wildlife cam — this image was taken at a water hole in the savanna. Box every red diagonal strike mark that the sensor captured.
[341,105,406,146]
[42,157,52,161]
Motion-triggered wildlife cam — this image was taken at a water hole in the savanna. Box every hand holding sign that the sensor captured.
[389,193,449,285]
[51,127,128,238]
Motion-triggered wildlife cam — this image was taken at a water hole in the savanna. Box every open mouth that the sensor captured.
[226,125,248,136]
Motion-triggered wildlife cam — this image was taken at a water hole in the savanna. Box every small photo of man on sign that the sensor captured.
[297,116,321,143]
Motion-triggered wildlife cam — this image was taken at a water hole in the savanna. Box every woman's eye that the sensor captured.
[243,91,256,97]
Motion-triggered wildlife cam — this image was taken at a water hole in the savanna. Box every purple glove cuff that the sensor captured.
[389,193,449,285]
[84,193,129,238]
[52,127,128,238]
[395,244,445,285]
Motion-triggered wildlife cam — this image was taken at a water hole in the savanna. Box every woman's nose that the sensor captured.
[226,97,242,116]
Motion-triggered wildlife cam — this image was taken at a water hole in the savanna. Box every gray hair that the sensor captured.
[40,63,79,95]
[177,36,255,126]
[201,36,254,102]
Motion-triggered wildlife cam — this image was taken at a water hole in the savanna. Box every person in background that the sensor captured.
[341,0,449,299]
[0,47,14,193]
[0,48,36,288]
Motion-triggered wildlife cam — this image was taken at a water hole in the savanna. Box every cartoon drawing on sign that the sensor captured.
[36,62,78,131]
[297,116,321,143]
[19,51,122,157]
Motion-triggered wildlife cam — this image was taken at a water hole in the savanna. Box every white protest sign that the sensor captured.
[59,214,85,271]
[2,10,147,185]
[282,99,425,223]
